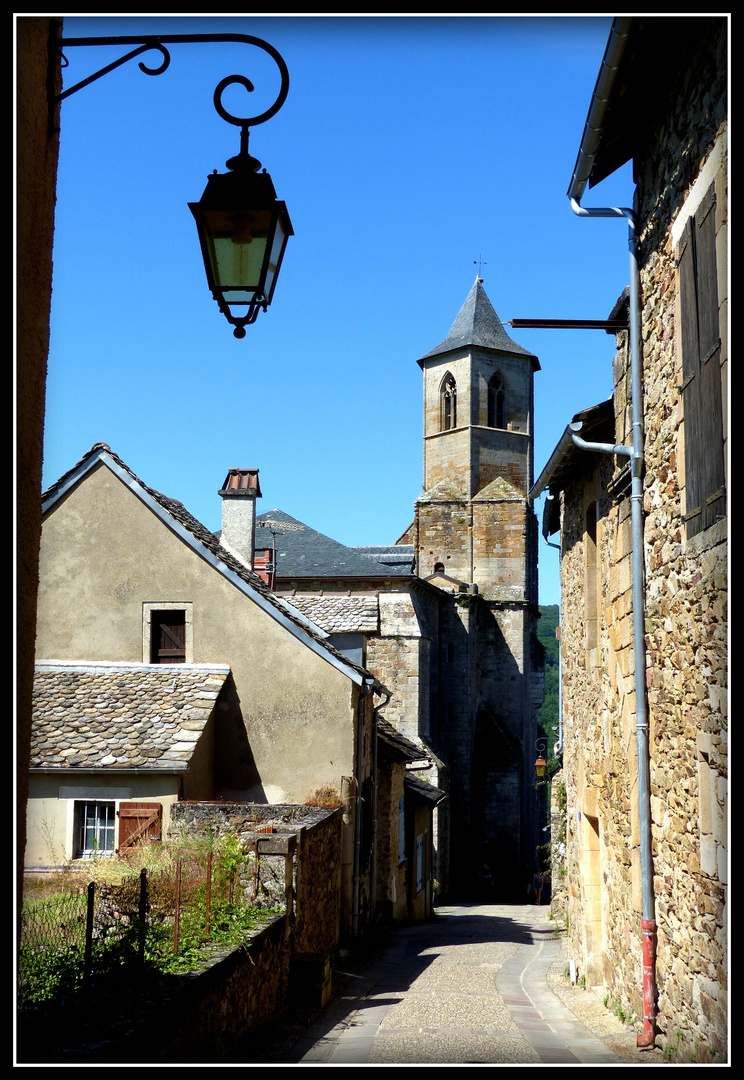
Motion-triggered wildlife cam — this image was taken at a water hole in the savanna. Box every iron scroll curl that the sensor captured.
[53,33,290,126]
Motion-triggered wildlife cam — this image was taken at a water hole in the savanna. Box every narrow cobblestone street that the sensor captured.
[250,903,668,1066]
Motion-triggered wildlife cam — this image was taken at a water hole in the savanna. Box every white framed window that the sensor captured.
[75,800,116,858]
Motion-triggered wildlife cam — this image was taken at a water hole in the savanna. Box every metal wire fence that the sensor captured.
[18,852,264,1013]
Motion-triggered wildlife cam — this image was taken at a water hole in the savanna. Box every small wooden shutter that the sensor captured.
[119,802,163,849]
[678,184,725,537]
[150,610,186,663]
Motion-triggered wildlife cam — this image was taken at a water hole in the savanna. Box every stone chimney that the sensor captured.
[218,469,261,571]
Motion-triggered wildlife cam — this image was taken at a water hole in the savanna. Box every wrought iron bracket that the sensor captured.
[50,33,289,134]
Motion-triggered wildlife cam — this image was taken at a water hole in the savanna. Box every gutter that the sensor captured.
[566,16,656,1048]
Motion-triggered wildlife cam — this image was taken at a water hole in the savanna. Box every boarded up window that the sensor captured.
[119,802,163,849]
[678,184,726,537]
[150,610,186,663]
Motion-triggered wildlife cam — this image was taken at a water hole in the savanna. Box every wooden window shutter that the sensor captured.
[678,184,725,537]
[118,802,163,849]
[150,610,186,663]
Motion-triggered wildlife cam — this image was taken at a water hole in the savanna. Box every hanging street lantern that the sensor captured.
[51,33,292,339]
[190,70,293,338]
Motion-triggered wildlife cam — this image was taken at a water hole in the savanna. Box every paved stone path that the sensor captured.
[282,903,623,1065]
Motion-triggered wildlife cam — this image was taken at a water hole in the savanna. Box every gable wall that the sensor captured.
[37,463,361,806]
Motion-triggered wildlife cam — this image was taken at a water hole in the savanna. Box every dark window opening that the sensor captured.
[441,373,457,431]
[488,374,506,428]
[150,610,186,663]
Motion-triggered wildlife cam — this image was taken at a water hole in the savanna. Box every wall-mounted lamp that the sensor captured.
[51,33,293,338]
[534,738,548,781]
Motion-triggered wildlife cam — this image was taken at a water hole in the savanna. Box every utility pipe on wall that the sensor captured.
[567,17,656,1046]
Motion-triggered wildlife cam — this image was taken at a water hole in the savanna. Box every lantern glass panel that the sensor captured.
[263,206,291,303]
[202,208,273,291]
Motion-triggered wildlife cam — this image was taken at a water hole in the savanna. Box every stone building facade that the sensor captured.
[258,280,544,903]
[412,279,544,898]
[531,16,727,1062]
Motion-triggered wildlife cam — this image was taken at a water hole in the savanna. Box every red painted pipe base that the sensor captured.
[637,917,657,1048]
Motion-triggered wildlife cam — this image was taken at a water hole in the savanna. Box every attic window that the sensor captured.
[143,603,193,664]
[151,611,186,663]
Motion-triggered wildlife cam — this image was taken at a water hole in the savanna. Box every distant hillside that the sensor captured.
[537,605,559,738]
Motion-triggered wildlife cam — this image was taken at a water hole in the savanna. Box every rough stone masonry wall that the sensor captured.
[559,456,642,1002]
[366,590,434,745]
[170,802,343,957]
[632,103,728,1061]
[560,31,727,1060]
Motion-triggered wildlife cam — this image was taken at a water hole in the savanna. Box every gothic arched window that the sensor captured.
[488,373,506,428]
[441,373,457,431]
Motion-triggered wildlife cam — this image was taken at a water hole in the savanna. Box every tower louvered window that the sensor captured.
[488,373,506,428]
[441,373,457,431]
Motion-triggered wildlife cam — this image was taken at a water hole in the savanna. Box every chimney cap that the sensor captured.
[219,468,262,497]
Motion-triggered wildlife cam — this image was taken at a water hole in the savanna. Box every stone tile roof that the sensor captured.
[377,719,428,763]
[418,277,539,365]
[288,595,379,634]
[256,510,414,579]
[31,662,230,771]
[404,771,447,805]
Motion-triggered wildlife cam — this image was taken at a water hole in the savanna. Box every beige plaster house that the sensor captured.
[31,443,383,939]
[531,16,727,1063]
[26,661,235,866]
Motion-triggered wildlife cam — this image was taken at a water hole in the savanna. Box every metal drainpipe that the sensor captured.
[543,512,563,759]
[351,683,370,939]
[565,197,656,1045]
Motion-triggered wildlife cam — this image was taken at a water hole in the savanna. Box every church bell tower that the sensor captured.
[414,277,543,898]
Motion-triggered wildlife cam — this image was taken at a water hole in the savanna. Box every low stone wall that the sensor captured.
[133,912,291,1063]
[40,802,344,1063]
[170,801,343,957]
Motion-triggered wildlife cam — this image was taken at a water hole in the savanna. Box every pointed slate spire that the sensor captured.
[418,277,538,365]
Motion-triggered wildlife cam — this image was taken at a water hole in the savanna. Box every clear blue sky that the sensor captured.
[41,15,636,606]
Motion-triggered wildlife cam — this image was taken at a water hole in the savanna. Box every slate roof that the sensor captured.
[256,510,414,579]
[377,719,429,764]
[352,546,415,572]
[404,771,447,806]
[288,595,379,634]
[41,445,378,688]
[418,277,539,366]
[31,662,229,771]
